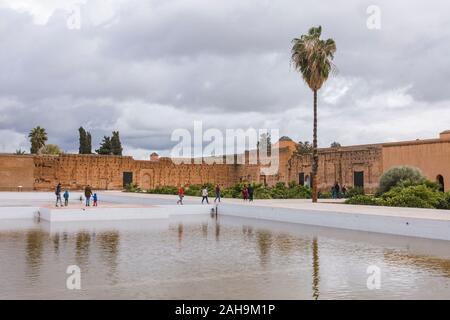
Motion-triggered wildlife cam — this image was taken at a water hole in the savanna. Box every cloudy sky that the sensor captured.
[0,0,449,159]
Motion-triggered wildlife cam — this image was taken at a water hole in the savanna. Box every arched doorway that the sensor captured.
[436,175,444,192]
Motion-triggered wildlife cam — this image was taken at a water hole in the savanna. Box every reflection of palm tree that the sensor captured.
[256,230,273,266]
[312,238,320,300]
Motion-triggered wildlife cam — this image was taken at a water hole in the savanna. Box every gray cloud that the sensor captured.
[0,0,449,158]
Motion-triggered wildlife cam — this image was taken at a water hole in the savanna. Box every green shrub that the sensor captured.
[379,166,426,194]
[436,192,450,209]
[147,185,178,194]
[345,186,365,198]
[345,195,382,206]
[380,184,445,209]
[124,183,141,192]
[318,191,332,199]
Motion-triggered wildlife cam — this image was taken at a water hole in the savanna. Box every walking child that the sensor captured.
[63,189,69,206]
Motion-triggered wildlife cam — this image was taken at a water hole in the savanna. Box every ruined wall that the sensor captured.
[0,155,35,191]
[0,153,263,191]
[1,132,449,193]
[287,145,383,193]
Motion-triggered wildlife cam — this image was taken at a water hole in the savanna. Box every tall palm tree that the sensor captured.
[28,126,48,154]
[291,26,336,202]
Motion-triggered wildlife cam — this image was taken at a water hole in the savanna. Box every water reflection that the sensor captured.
[384,250,450,277]
[25,229,46,281]
[312,237,320,300]
[215,220,220,241]
[97,231,120,283]
[177,223,183,246]
[1,216,449,299]
[75,231,91,266]
[52,233,60,255]
[202,223,208,238]
[256,230,272,266]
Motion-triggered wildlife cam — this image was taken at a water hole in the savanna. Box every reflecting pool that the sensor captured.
[0,215,449,299]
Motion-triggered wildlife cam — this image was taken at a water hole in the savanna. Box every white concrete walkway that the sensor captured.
[1,191,449,240]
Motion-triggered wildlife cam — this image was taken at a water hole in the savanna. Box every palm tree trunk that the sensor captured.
[312,89,318,203]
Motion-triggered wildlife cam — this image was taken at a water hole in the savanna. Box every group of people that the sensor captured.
[331,182,347,199]
[177,184,255,205]
[55,183,98,207]
[241,184,254,201]
[176,184,223,205]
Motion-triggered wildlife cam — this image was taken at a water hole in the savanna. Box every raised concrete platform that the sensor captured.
[1,191,449,241]
[218,202,450,241]
[37,205,212,222]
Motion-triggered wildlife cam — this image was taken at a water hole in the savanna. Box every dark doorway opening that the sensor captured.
[437,175,445,192]
[299,173,305,186]
[123,172,133,188]
[353,171,364,189]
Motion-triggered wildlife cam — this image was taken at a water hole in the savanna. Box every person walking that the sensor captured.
[177,185,184,205]
[214,184,221,203]
[342,185,347,198]
[334,182,341,199]
[248,184,254,202]
[242,185,249,201]
[331,185,336,199]
[201,186,209,204]
[63,189,69,207]
[84,185,93,207]
[55,183,63,207]
[93,193,98,206]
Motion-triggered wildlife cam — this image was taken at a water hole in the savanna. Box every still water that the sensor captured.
[0,215,449,299]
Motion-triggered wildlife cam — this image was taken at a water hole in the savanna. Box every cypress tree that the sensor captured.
[78,127,87,154]
[111,131,123,156]
[96,136,112,155]
[86,132,92,154]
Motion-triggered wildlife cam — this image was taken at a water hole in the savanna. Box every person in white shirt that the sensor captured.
[201,187,209,204]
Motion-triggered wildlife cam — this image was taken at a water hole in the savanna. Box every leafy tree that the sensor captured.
[38,144,62,155]
[379,166,426,194]
[292,26,336,202]
[28,126,48,154]
[296,141,313,155]
[111,131,123,156]
[96,136,113,155]
[330,141,341,148]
